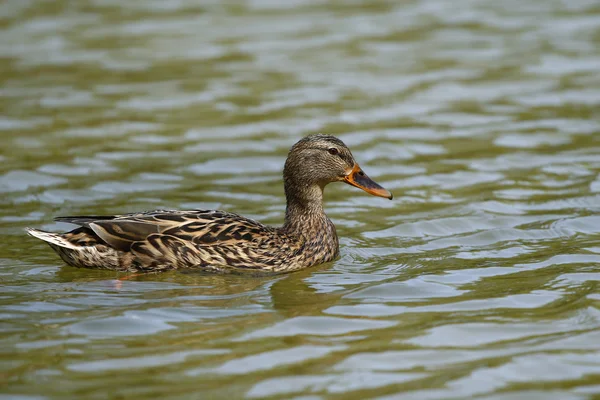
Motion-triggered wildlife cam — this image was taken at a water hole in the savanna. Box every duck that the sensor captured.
[26,134,392,273]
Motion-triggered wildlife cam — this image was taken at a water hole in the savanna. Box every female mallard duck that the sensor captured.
[27,134,392,273]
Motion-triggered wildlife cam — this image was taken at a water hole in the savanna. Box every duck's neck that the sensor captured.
[282,182,328,234]
[281,179,340,266]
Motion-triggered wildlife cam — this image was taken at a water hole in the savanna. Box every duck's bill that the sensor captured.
[344,164,393,200]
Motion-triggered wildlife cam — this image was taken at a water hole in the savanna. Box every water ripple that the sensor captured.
[2,0,600,398]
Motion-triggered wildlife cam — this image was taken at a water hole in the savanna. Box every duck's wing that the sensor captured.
[56,209,280,269]
[54,209,184,251]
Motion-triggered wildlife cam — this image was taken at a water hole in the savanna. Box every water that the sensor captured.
[1,0,600,398]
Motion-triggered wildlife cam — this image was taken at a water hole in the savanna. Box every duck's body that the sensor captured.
[28,208,338,273]
[27,135,391,273]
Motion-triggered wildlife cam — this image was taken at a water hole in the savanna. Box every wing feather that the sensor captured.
[89,220,161,251]
[54,215,118,228]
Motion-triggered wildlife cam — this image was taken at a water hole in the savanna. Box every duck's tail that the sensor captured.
[26,228,79,249]
[26,228,127,270]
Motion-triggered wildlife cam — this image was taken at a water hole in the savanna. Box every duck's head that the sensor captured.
[283,134,392,201]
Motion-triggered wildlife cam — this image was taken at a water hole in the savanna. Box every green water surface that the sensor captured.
[1,0,600,399]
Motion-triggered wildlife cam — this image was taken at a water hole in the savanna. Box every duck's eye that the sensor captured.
[328,148,339,156]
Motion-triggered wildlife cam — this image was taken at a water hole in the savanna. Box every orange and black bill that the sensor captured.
[344,164,393,200]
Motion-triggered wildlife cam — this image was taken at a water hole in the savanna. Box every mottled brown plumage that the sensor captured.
[27,134,392,273]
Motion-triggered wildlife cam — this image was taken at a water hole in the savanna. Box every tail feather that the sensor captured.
[25,228,79,249]
[26,228,126,270]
